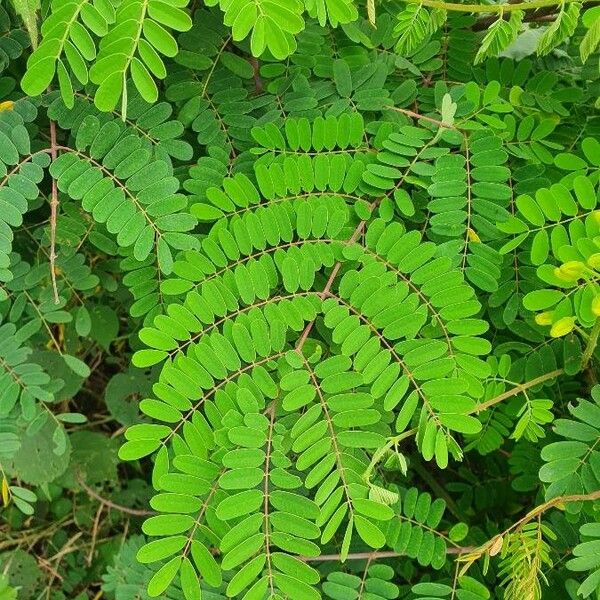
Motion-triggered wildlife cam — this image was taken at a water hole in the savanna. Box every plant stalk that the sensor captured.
[582,317,600,367]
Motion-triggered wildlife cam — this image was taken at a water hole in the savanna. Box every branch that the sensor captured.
[410,0,589,13]
[296,208,370,350]
[49,120,59,305]
[249,57,263,95]
[582,318,600,367]
[296,111,445,353]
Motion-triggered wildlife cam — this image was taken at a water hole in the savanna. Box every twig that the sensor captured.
[387,106,457,129]
[472,6,577,29]
[43,531,83,600]
[510,489,600,533]
[468,369,563,414]
[296,217,369,350]
[87,503,103,566]
[0,517,72,551]
[36,557,63,582]
[296,124,443,353]
[76,475,155,516]
[49,120,59,304]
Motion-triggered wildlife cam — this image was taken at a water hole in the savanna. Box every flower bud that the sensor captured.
[535,312,553,326]
[554,261,585,282]
[550,316,575,338]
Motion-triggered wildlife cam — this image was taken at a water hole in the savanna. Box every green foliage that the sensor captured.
[21,0,193,114]
[8,0,39,49]
[1,1,600,600]
[49,112,198,272]
[540,385,600,504]
[385,487,451,568]
[0,575,18,600]
[567,522,600,598]
[323,564,399,600]
[475,11,524,65]
[411,576,490,600]
[394,5,446,55]
[580,6,600,63]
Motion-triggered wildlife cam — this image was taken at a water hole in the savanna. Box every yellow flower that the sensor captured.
[550,316,575,338]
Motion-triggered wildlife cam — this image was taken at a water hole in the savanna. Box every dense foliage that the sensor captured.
[0,0,599,598]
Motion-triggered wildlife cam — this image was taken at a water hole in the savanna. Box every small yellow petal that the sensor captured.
[0,101,14,112]
[1,476,9,507]
[467,228,481,243]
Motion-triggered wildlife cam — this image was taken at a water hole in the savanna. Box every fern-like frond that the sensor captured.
[475,11,524,65]
[49,113,198,273]
[537,1,581,56]
[539,385,600,507]
[394,4,447,56]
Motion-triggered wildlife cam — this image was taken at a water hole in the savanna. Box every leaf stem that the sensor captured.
[49,120,59,305]
[301,546,475,561]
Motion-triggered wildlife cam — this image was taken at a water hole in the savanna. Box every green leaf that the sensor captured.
[179,558,201,600]
[354,515,386,548]
[63,354,90,378]
[147,556,182,597]
[137,537,187,563]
